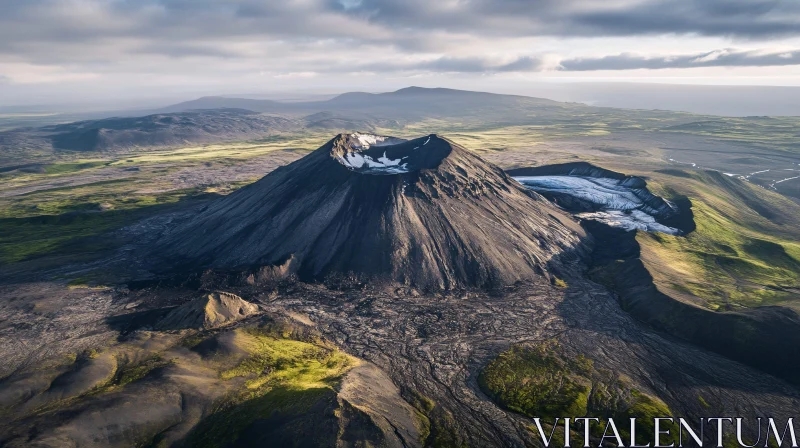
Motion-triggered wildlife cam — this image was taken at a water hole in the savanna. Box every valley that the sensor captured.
[1,88,799,447]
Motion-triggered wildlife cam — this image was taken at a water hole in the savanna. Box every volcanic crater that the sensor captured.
[154,133,588,290]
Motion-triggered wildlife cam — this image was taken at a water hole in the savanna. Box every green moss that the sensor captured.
[43,161,108,175]
[115,356,170,387]
[219,327,353,391]
[407,389,436,415]
[427,409,469,448]
[624,390,676,443]
[0,211,136,264]
[403,389,435,444]
[0,186,214,265]
[638,191,800,310]
[478,342,592,420]
[481,344,676,445]
[180,333,207,349]
[182,327,356,448]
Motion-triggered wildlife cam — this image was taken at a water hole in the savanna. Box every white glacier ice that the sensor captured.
[513,176,646,211]
[513,175,681,234]
[577,210,681,235]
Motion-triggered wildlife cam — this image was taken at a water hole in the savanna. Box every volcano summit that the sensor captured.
[155,133,586,289]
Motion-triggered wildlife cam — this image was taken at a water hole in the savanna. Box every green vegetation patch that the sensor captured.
[479,342,592,419]
[114,355,171,387]
[0,185,217,265]
[184,326,355,448]
[43,161,109,175]
[184,386,334,448]
[480,342,675,444]
[0,212,132,265]
[638,197,800,310]
[220,327,352,390]
[636,170,800,313]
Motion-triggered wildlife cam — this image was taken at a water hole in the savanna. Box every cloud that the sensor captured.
[559,49,800,71]
[1,0,800,101]
[2,0,799,63]
[370,56,549,73]
[341,0,800,39]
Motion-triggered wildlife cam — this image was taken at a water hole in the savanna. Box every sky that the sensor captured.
[2,0,800,107]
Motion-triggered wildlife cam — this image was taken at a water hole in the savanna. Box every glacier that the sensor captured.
[513,175,681,235]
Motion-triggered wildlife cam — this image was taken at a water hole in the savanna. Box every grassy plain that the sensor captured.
[2,115,799,314]
[0,132,332,266]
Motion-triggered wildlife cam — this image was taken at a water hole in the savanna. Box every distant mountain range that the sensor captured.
[8,86,781,155]
[0,87,583,153]
[157,86,562,117]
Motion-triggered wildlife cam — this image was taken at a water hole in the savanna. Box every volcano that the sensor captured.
[155,133,586,289]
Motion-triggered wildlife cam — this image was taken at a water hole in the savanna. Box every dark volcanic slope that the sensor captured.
[155,134,586,289]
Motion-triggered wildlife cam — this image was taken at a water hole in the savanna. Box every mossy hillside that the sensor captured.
[480,343,676,444]
[219,327,353,390]
[2,316,355,447]
[479,343,592,419]
[182,386,336,448]
[184,326,356,448]
[639,171,800,310]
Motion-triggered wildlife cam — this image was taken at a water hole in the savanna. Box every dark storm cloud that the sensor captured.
[1,0,800,75]
[2,0,799,52]
[559,49,800,71]
[341,0,800,39]
[413,56,546,73]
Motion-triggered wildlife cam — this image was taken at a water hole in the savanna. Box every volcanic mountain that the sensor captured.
[155,133,586,289]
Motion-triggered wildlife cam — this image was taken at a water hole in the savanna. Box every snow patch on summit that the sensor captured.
[351,132,404,149]
[337,133,412,174]
[340,151,410,174]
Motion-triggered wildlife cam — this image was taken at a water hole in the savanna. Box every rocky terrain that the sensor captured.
[1,129,799,447]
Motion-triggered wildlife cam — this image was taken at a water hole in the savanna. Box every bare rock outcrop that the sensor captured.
[156,291,259,330]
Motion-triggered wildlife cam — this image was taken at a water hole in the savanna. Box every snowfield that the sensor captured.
[351,132,406,149]
[513,176,646,210]
[336,133,412,174]
[339,151,411,174]
[577,210,680,234]
[513,175,681,234]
